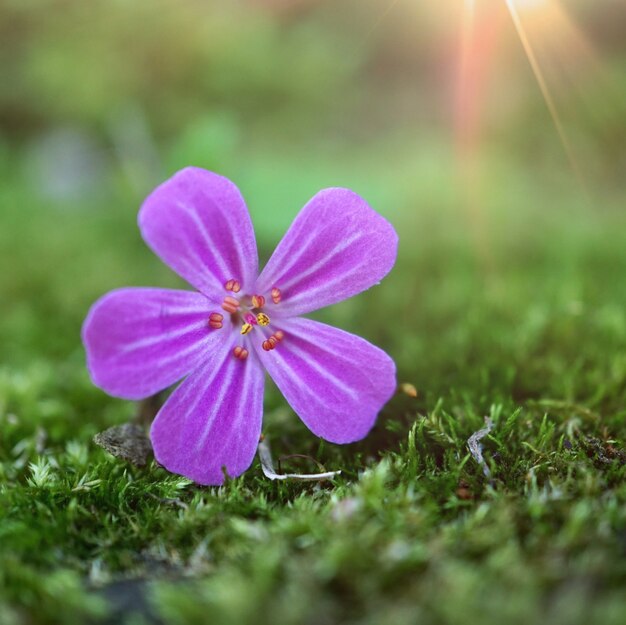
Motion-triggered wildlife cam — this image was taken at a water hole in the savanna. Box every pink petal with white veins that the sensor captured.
[255,188,397,316]
[139,167,258,297]
[255,317,396,443]
[83,287,222,400]
[151,341,265,485]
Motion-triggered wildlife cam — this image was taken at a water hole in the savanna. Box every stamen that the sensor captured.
[261,331,284,351]
[224,279,241,293]
[256,313,270,326]
[244,313,257,325]
[241,323,253,335]
[271,287,282,304]
[251,294,265,308]
[221,296,240,314]
[208,312,223,329]
[233,346,249,360]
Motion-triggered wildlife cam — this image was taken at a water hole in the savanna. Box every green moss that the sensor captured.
[1,142,626,625]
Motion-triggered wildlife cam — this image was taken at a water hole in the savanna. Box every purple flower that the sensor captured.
[82,168,398,485]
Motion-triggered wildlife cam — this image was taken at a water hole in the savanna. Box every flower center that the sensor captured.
[207,281,285,358]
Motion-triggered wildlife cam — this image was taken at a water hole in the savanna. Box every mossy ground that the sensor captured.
[1,145,625,625]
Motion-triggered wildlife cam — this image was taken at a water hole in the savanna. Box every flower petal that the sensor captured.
[82,287,223,400]
[255,317,396,443]
[150,342,265,485]
[255,188,397,316]
[139,167,258,297]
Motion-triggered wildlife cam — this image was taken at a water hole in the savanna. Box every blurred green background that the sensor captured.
[0,0,624,367]
[1,0,625,365]
[1,1,626,624]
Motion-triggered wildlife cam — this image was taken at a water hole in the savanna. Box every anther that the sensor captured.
[244,313,257,325]
[221,296,240,314]
[251,294,265,309]
[241,323,253,335]
[262,332,283,352]
[233,346,249,360]
[225,279,241,293]
[208,312,223,329]
[271,287,281,304]
[256,312,270,326]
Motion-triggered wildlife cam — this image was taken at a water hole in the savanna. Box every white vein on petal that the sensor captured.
[277,342,358,401]
[152,337,214,371]
[193,343,261,454]
[274,232,364,292]
[117,319,211,355]
[176,200,232,281]
[208,357,263,465]
[279,268,374,313]
[278,319,388,397]
[165,344,233,457]
[173,250,223,294]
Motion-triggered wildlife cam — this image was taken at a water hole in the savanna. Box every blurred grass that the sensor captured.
[1,0,626,623]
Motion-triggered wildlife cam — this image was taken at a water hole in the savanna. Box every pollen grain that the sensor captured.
[233,346,249,360]
[261,330,284,351]
[224,279,241,293]
[221,296,240,314]
[208,312,224,329]
[251,294,266,308]
[256,312,270,326]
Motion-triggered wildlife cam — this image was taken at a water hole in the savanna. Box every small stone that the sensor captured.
[456,479,474,500]
[400,382,418,398]
[93,423,152,467]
